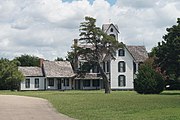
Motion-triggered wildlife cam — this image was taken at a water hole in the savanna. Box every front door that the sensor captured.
[57,79,61,90]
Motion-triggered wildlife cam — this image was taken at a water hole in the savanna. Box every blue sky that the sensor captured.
[0,0,180,60]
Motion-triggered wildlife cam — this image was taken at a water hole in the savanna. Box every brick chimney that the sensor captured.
[39,58,44,68]
[73,39,78,73]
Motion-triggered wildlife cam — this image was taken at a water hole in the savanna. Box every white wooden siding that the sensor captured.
[111,48,134,90]
[20,77,45,90]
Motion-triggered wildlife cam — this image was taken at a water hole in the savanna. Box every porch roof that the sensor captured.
[75,73,102,80]
[43,61,75,78]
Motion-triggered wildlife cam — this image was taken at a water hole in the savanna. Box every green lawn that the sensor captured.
[0,90,180,120]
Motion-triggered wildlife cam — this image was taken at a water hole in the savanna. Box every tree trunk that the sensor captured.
[97,63,111,94]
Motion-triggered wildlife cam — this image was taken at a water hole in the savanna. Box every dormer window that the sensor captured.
[118,49,125,56]
[110,28,113,32]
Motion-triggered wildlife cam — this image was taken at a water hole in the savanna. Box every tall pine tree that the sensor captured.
[77,17,122,94]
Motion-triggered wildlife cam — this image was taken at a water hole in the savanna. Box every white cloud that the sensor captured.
[0,0,180,60]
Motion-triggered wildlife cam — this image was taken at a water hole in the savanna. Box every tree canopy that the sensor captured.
[0,58,24,90]
[76,16,122,93]
[155,18,180,81]
[14,54,40,66]
[54,57,64,61]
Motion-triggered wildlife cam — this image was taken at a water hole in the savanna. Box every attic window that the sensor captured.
[110,28,113,32]
[118,49,125,56]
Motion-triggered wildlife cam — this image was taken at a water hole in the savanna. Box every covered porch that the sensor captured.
[75,73,103,90]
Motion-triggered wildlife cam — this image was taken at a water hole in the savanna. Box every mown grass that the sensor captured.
[0,90,180,120]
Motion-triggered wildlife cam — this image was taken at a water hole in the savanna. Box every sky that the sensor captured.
[0,0,180,60]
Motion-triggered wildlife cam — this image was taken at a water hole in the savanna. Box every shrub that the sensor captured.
[134,63,164,94]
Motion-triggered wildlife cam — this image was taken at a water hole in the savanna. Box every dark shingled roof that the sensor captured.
[43,61,75,78]
[18,67,43,77]
[75,73,102,80]
[126,46,148,62]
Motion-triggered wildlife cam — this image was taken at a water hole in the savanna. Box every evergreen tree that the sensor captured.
[134,58,164,94]
[76,16,122,94]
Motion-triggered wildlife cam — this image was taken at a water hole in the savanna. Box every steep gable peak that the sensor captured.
[102,23,119,33]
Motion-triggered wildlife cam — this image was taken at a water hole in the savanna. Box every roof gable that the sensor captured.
[102,24,119,33]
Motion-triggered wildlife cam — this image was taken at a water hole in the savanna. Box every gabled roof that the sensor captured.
[126,46,148,62]
[18,67,43,77]
[102,24,119,33]
[43,61,75,78]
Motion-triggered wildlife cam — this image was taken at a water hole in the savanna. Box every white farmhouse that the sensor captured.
[104,23,148,90]
[19,67,45,90]
[19,60,75,90]
[19,23,148,91]
[75,23,148,90]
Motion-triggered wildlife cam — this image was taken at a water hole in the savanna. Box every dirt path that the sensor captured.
[0,95,75,120]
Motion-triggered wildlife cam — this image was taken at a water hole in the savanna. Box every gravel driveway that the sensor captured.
[0,95,75,120]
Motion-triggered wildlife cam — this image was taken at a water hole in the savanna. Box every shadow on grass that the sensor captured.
[160,92,180,96]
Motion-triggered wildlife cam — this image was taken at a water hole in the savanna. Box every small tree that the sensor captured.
[77,16,122,94]
[134,59,164,94]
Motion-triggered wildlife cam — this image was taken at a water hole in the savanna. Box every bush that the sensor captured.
[134,63,164,94]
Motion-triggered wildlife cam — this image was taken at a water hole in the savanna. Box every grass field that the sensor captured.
[0,90,180,120]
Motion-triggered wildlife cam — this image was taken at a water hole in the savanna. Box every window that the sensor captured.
[35,78,39,88]
[106,61,110,73]
[92,80,100,87]
[118,61,126,72]
[118,75,126,87]
[64,78,69,87]
[48,78,54,86]
[118,49,125,56]
[83,80,90,87]
[110,28,113,32]
[133,62,137,74]
[25,79,30,88]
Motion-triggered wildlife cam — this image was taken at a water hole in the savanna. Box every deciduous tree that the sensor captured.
[15,54,40,66]
[155,18,180,82]
[0,58,24,91]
